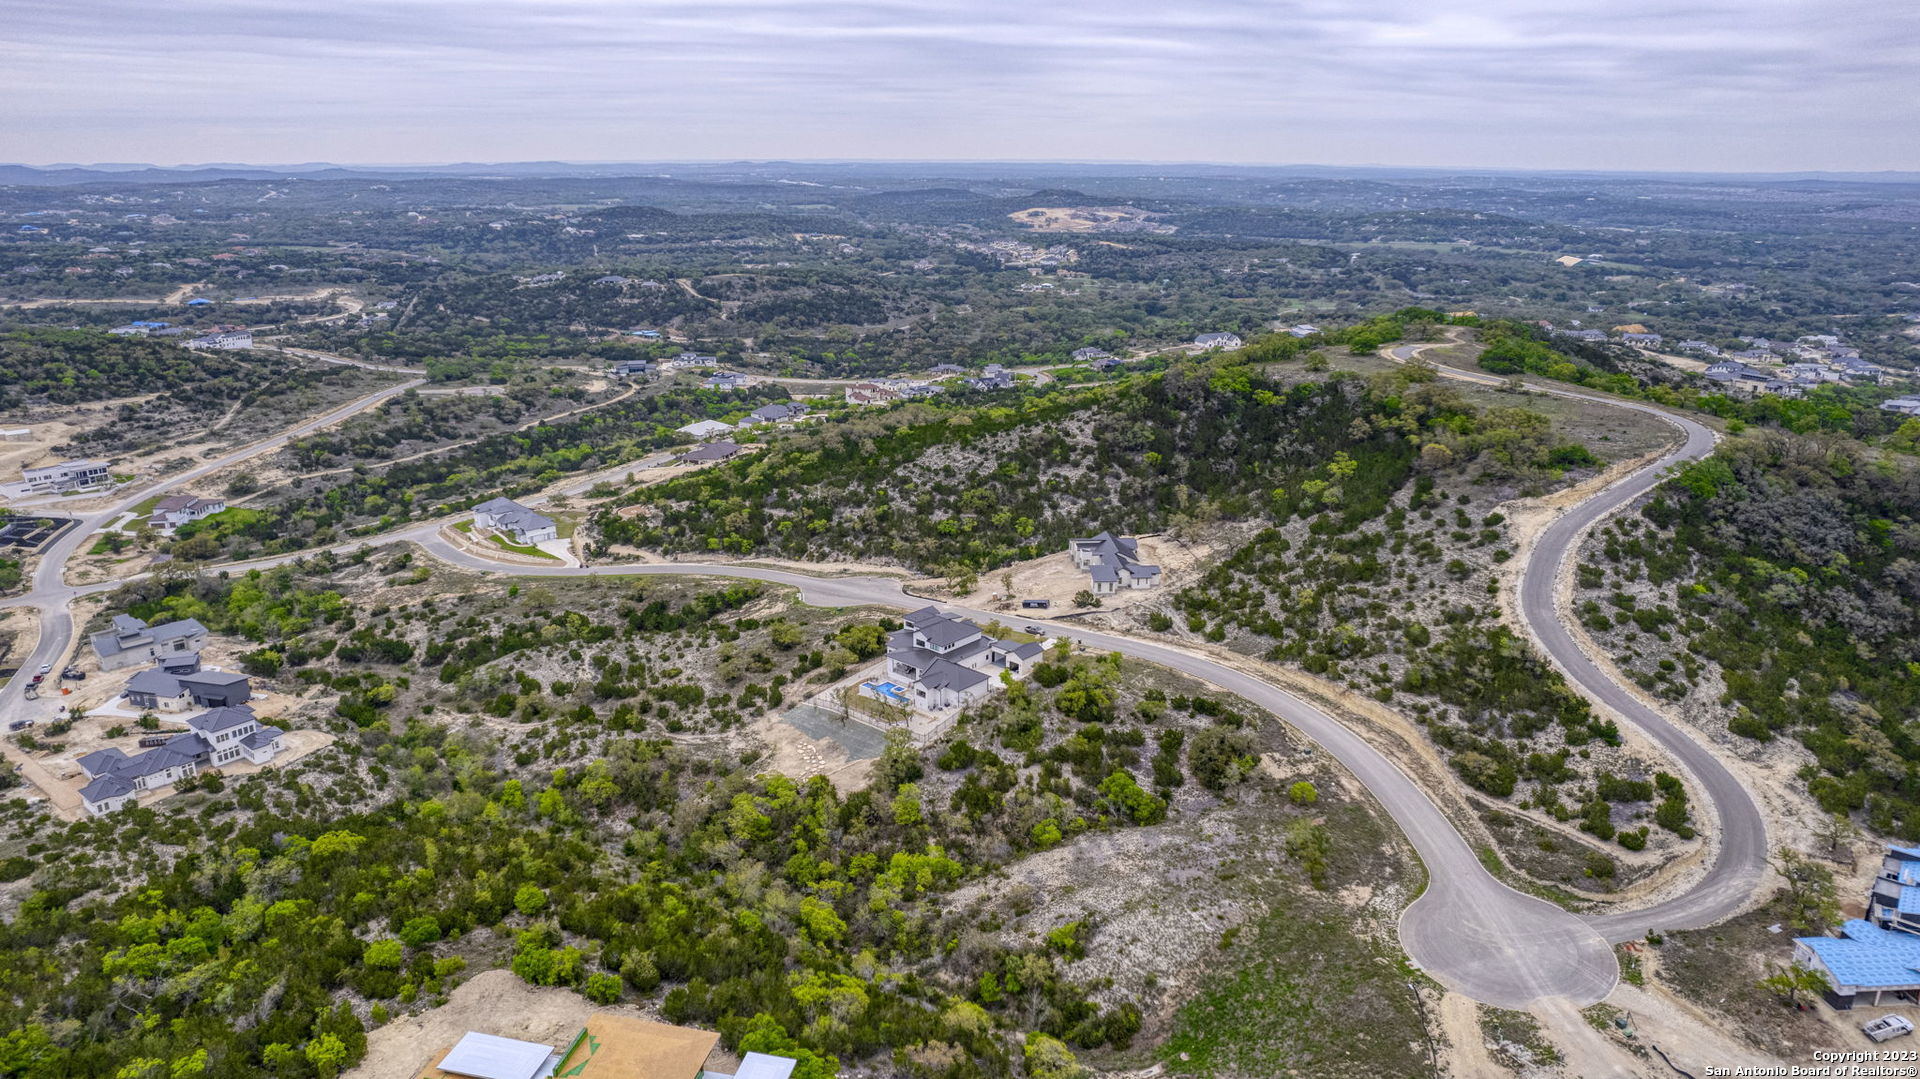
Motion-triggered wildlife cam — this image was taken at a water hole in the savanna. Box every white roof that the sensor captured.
[676,419,734,437]
[438,1032,557,1079]
[736,1052,799,1079]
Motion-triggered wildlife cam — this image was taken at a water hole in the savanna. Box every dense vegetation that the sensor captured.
[600,336,1595,577]
[1577,431,1920,835]
[3,559,1389,1077]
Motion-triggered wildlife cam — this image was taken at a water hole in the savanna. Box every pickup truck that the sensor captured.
[1864,1015,1914,1043]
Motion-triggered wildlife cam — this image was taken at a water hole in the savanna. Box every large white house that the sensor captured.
[90,614,210,672]
[76,705,284,815]
[874,607,1046,713]
[1068,532,1161,594]
[1194,332,1243,351]
[149,495,226,534]
[22,459,110,494]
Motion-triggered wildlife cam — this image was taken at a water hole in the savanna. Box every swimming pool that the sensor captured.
[862,680,910,704]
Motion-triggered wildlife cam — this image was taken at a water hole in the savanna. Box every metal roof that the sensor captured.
[437,1032,558,1079]
[1801,920,1920,989]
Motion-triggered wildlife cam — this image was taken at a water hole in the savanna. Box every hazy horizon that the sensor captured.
[6,0,1918,173]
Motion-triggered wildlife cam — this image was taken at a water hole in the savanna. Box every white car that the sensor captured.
[36,663,50,675]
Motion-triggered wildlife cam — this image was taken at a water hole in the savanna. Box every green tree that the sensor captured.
[514,884,549,916]
[1287,780,1318,806]
[305,1034,349,1079]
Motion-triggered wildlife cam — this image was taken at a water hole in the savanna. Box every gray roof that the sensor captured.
[902,606,946,628]
[1005,641,1045,659]
[472,497,554,536]
[749,403,805,422]
[242,725,284,750]
[80,774,135,804]
[110,614,146,635]
[915,616,983,650]
[189,706,256,734]
[679,441,742,462]
[919,657,989,692]
[117,744,199,780]
[125,669,184,696]
[163,732,213,759]
[152,619,208,645]
[77,748,128,777]
[1089,564,1120,583]
[180,669,249,690]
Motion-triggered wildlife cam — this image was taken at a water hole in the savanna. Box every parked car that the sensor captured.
[28,673,43,685]
[61,667,83,680]
[1024,625,1046,635]
[6,720,31,732]
[36,663,50,675]
[1865,1015,1914,1043]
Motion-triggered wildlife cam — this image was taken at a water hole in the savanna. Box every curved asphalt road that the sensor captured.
[0,346,1764,1006]
[1388,342,1769,943]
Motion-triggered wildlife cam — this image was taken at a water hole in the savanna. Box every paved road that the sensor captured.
[1388,341,1768,943]
[0,376,422,721]
[0,341,1763,1007]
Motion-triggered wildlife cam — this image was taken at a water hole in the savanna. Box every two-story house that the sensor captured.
[1068,532,1161,594]
[76,705,285,815]
[90,614,210,672]
[877,607,1045,713]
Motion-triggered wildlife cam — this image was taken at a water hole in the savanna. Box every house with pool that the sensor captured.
[863,606,1047,714]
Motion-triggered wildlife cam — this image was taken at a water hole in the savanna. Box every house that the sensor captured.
[1071,347,1112,363]
[1555,329,1607,343]
[678,441,742,464]
[876,606,1046,714]
[1703,361,1776,390]
[1675,340,1722,356]
[703,371,747,391]
[186,330,253,350]
[471,497,558,545]
[77,704,284,815]
[0,428,30,442]
[1795,845,1920,1009]
[124,668,193,712]
[1194,332,1243,351]
[1090,356,1123,372]
[1620,332,1663,347]
[665,352,720,369]
[1068,532,1161,594]
[90,614,209,672]
[179,669,252,708]
[612,359,653,377]
[149,495,226,534]
[676,419,735,439]
[1288,324,1321,338]
[1784,363,1841,383]
[1881,397,1920,417]
[627,328,663,339]
[747,402,808,424]
[929,363,967,376]
[845,382,904,405]
[965,365,1014,391]
[591,275,628,286]
[22,459,110,494]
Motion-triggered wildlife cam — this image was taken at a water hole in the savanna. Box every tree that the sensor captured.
[1072,590,1102,609]
[305,1034,349,1079]
[1023,1032,1086,1079]
[1758,962,1832,1007]
[1774,848,1841,932]
[514,884,549,916]
[1287,780,1318,806]
[1815,813,1861,869]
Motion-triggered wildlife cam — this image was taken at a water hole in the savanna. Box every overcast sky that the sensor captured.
[3,0,1916,172]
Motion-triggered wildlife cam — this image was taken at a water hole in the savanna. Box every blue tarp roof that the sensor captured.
[1801,920,1920,989]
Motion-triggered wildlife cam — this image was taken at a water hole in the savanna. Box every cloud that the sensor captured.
[1,0,1915,170]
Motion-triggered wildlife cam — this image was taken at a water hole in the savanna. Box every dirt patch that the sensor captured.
[938,534,1213,616]
[347,969,734,1079]
[1007,206,1175,234]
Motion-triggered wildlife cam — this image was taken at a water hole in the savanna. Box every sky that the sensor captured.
[3,0,1917,172]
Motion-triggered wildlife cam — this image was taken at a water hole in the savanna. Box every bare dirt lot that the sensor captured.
[937,534,1215,616]
[1007,206,1176,233]
[346,970,740,1079]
